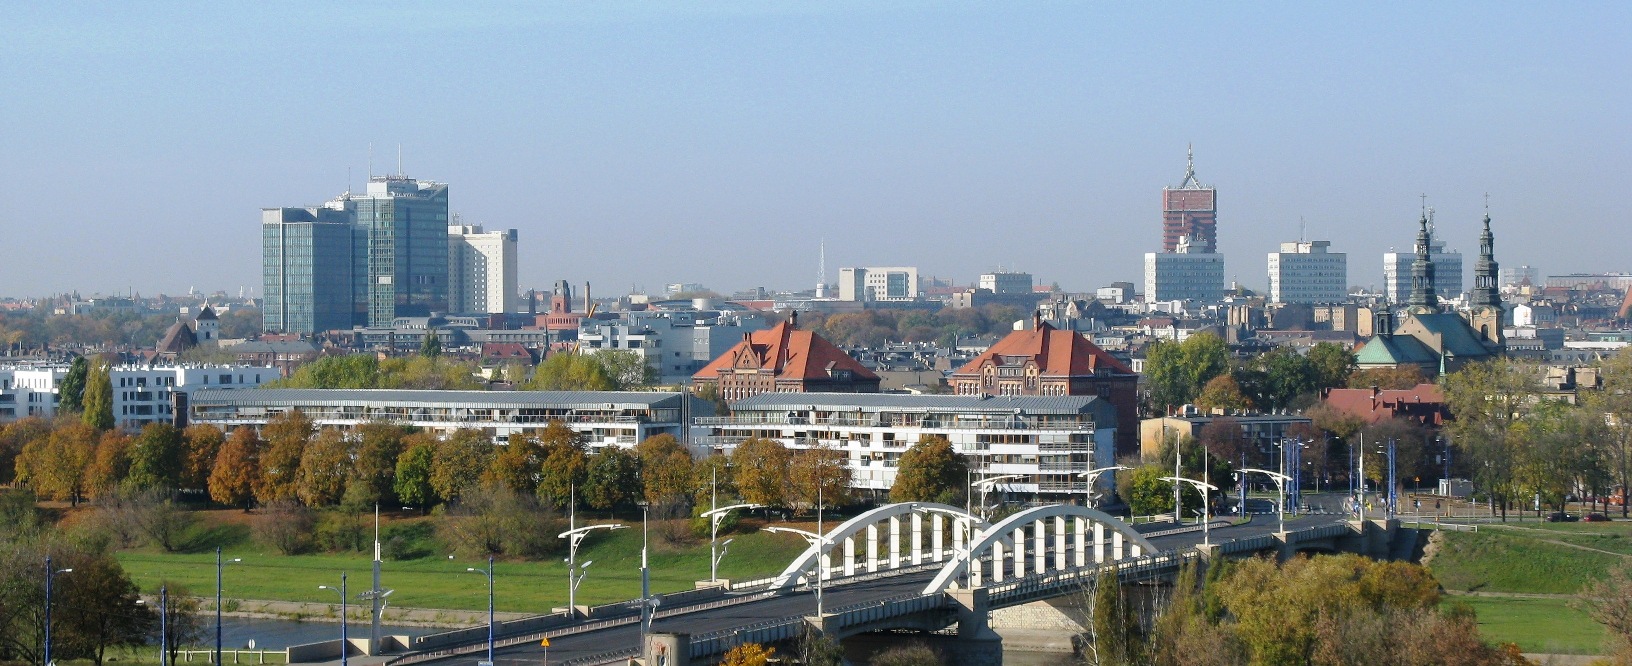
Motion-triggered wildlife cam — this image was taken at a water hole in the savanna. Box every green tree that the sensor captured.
[1443,358,1542,520]
[394,437,438,510]
[55,552,154,666]
[420,329,442,358]
[429,430,494,504]
[583,447,639,510]
[124,423,184,492]
[1346,365,1427,390]
[1242,346,1318,412]
[1588,351,1632,516]
[1306,341,1357,392]
[208,427,260,511]
[59,355,89,412]
[889,435,968,505]
[268,354,380,388]
[1089,564,1143,666]
[81,358,114,430]
[523,353,617,391]
[1118,464,1201,517]
[731,437,791,509]
[1144,333,1230,413]
[349,422,408,506]
[593,349,656,389]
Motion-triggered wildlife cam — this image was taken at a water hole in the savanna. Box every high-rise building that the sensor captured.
[262,206,355,334]
[978,271,1034,295]
[1144,237,1225,303]
[352,176,450,326]
[838,267,919,302]
[447,223,518,315]
[1383,216,1462,303]
[1267,240,1347,304]
[1162,147,1217,253]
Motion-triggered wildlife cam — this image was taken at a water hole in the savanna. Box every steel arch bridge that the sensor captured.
[922,503,1158,594]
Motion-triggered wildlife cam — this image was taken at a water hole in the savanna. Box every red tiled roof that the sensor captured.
[952,322,1132,377]
[693,321,879,381]
[1321,383,1446,423]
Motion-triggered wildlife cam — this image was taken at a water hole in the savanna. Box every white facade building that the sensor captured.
[1267,240,1347,304]
[1384,239,1463,303]
[0,364,275,428]
[838,267,919,302]
[0,367,67,421]
[577,310,768,385]
[447,224,519,315]
[696,393,1120,501]
[1144,240,1225,303]
[189,389,693,450]
[978,272,1034,295]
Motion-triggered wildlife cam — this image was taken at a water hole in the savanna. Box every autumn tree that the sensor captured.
[1589,351,1632,516]
[483,432,544,495]
[720,643,775,666]
[583,447,639,510]
[429,430,494,504]
[0,417,52,485]
[1347,365,1427,390]
[17,422,97,505]
[523,353,617,391]
[153,582,207,666]
[81,358,114,430]
[208,427,260,511]
[790,443,851,512]
[731,437,791,508]
[1194,375,1254,414]
[1443,358,1542,520]
[635,434,695,512]
[536,422,589,510]
[296,428,352,506]
[693,453,737,507]
[349,422,408,506]
[255,410,313,503]
[54,551,154,666]
[85,430,134,499]
[125,423,184,492]
[889,435,968,505]
[180,424,225,491]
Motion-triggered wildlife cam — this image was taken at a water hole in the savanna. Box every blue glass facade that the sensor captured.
[262,207,354,334]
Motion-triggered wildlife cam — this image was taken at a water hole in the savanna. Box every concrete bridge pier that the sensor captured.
[644,632,689,666]
[949,588,1004,666]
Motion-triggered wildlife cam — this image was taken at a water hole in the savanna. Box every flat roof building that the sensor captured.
[1268,240,1347,304]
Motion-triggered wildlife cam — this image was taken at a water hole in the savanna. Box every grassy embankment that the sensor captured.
[1427,521,1632,655]
[114,509,809,616]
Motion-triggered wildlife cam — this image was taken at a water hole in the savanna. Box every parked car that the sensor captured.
[1546,511,1579,522]
[1584,513,1611,522]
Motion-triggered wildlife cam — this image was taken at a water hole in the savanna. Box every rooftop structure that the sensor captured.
[1161,147,1218,253]
[692,316,880,400]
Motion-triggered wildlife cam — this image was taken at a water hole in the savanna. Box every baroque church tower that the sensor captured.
[1406,213,1439,314]
[1466,211,1505,348]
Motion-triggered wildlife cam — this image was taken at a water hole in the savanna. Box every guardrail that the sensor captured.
[1405,520,1478,533]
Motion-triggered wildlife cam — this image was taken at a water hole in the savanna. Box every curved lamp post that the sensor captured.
[1240,468,1291,534]
[557,524,624,618]
[701,503,761,582]
[317,574,348,666]
[1077,465,1129,508]
[970,474,1026,520]
[213,549,242,666]
[462,557,494,666]
[764,526,835,618]
[1162,476,1221,545]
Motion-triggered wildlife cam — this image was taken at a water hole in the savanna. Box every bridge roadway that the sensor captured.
[411,514,1351,666]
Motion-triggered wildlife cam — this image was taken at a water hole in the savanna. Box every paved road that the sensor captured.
[427,514,1352,666]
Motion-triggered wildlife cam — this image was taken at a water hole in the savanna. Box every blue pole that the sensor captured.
[340,573,348,666]
[1388,438,1398,519]
[486,556,494,666]
[160,586,168,666]
[43,556,53,666]
[214,548,222,666]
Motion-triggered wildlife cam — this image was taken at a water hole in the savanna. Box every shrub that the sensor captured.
[256,500,316,555]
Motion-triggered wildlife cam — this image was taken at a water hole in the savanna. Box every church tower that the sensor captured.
[1467,211,1505,348]
[1406,213,1439,314]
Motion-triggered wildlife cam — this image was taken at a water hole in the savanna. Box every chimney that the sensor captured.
[790,310,799,329]
[584,282,591,314]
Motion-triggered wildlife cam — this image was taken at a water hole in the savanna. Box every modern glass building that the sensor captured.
[262,206,354,334]
[353,176,450,327]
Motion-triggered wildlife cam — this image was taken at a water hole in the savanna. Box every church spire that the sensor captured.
[1471,209,1501,309]
[1408,212,1439,312]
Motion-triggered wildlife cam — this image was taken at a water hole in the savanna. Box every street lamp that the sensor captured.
[463,557,494,666]
[213,548,242,666]
[1076,466,1129,508]
[970,474,1025,520]
[137,587,169,666]
[43,557,72,666]
[1162,477,1220,545]
[1240,468,1291,534]
[764,526,834,618]
[317,574,348,666]
[701,503,761,582]
[557,525,624,618]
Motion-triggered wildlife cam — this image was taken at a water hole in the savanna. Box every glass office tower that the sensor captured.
[262,207,355,334]
[352,176,450,326]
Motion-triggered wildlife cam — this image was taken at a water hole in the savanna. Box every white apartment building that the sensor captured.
[189,389,693,449]
[838,267,919,302]
[448,224,519,315]
[577,310,768,385]
[1267,240,1348,304]
[0,364,276,428]
[978,272,1033,295]
[1144,240,1225,303]
[1384,239,1463,303]
[695,393,1120,501]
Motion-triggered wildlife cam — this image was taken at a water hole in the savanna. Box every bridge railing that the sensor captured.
[986,549,1197,607]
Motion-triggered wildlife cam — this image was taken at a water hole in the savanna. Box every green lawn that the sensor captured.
[1451,595,1607,655]
[1429,529,1628,594]
[116,521,808,614]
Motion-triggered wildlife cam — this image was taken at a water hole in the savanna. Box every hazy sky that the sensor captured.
[2,2,1628,299]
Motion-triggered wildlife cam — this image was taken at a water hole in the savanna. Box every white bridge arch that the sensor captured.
[922,504,1158,594]
[769,502,986,592]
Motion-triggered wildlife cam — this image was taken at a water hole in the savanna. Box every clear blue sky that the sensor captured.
[1,2,1627,299]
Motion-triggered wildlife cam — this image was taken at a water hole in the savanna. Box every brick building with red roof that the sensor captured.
[1319,383,1449,428]
[692,315,880,401]
[948,318,1140,456]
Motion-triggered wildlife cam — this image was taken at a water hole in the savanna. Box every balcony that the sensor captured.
[698,414,1092,432]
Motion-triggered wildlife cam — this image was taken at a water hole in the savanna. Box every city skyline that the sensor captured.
[1,3,1628,298]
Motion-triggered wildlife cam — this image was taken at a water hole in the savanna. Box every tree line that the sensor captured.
[267,348,658,391]
[1145,334,1359,415]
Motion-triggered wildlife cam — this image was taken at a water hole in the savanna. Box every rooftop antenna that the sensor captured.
[1299,216,1306,243]
[368,143,374,178]
[396,144,402,177]
[816,240,827,298]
